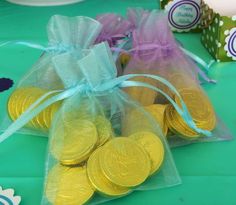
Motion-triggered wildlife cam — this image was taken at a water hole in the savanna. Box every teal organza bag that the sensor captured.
[37,42,211,205]
[0,15,102,138]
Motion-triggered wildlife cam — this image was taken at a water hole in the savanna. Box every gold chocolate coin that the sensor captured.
[175,88,216,131]
[7,86,61,130]
[123,76,159,106]
[21,93,40,128]
[165,104,200,138]
[87,147,130,196]
[8,88,22,120]
[120,52,131,67]
[46,164,94,205]
[94,116,113,146]
[145,104,168,136]
[129,132,164,175]
[51,119,98,165]
[100,137,150,187]
[18,87,45,116]
[42,102,61,129]
[164,88,217,139]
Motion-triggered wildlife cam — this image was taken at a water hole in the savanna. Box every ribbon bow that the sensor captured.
[0,42,212,143]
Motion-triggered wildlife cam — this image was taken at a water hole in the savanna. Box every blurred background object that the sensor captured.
[203,0,236,16]
[6,0,84,6]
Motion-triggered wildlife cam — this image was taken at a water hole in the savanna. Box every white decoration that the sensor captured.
[224,30,230,35]
[0,186,21,205]
[204,0,236,16]
[224,27,236,60]
[165,0,201,32]
[232,15,236,21]
[219,21,224,26]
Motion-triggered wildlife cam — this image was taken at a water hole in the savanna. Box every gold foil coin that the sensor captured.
[87,147,130,196]
[94,116,113,147]
[175,88,216,131]
[145,104,168,136]
[120,52,131,67]
[8,88,22,120]
[165,104,200,138]
[7,86,61,130]
[51,119,98,165]
[129,131,165,175]
[46,164,94,205]
[100,137,150,187]
[164,88,217,139]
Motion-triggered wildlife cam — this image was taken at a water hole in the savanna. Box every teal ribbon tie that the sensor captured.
[0,42,212,143]
[180,47,216,84]
[0,74,212,144]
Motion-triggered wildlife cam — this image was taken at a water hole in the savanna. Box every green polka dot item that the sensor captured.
[201,1,236,61]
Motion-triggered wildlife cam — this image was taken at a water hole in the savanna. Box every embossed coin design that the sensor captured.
[100,137,150,187]
[175,88,216,130]
[51,119,98,165]
[87,147,130,196]
[46,165,94,205]
[129,132,165,175]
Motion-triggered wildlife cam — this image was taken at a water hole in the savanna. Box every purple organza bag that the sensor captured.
[116,8,150,72]
[123,10,233,147]
[127,7,150,30]
[123,8,214,83]
[95,13,131,47]
[95,13,132,75]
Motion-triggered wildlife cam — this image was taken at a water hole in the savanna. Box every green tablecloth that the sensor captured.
[0,1,235,205]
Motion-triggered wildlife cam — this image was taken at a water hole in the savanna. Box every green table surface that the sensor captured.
[0,0,236,205]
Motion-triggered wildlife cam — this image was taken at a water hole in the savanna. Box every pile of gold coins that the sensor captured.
[46,115,164,204]
[144,88,217,139]
[165,88,216,139]
[7,87,61,130]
